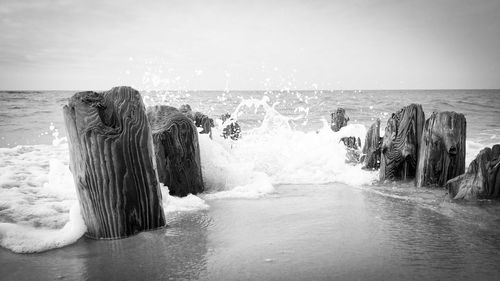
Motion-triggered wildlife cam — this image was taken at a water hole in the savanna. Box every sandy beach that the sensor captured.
[2,183,500,281]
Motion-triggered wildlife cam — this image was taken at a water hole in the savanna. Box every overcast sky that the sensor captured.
[0,0,499,90]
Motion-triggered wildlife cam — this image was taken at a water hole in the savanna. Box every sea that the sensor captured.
[0,89,499,280]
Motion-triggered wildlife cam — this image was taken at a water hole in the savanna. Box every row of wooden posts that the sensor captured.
[63,87,498,239]
[63,86,239,239]
[333,104,499,201]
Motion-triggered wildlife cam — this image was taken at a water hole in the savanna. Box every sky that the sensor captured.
[0,0,499,90]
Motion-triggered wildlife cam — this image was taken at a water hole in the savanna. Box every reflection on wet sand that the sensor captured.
[0,211,211,281]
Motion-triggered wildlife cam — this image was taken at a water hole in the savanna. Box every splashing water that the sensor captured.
[0,91,494,253]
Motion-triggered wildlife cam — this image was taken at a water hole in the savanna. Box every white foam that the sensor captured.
[201,98,378,188]
[161,185,209,212]
[198,133,276,199]
[0,204,86,253]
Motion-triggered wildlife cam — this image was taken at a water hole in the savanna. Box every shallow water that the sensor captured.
[0,89,499,279]
[2,184,500,281]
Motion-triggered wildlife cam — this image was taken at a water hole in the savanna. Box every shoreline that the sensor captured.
[2,183,500,281]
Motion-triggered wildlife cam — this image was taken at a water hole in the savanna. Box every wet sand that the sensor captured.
[2,183,500,281]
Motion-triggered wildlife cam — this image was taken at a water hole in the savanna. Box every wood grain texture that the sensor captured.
[63,86,166,239]
[361,119,381,170]
[446,144,500,200]
[380,104,425,181]
[416,112,466,187]
[330,108,349,132]
[147,105,204,197]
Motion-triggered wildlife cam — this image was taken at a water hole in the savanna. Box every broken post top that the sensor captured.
[331,108,349,132]
[65,86,145,136]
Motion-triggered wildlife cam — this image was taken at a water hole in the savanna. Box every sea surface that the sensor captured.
[0,89,500,280]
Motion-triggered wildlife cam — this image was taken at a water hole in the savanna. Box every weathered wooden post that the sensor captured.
[330,108,349,132]
[416,112,466,187]
[361,119,381,170]
[340,136,362,163]
[179,104,214,138]
[446,144,500,200]
[63,86,166,239]
[147,105,204,197]
[380,104,425,181]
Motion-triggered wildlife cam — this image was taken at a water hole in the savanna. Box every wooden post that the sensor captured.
[179,104,214,138]
[416,112,466,187]
[446,145,500,200]
[147,105,204,197]
[330,108,349,132]
[340,136,361,163]
[380,104,425,181]
[361,119,381,170]
[63,86,166,239]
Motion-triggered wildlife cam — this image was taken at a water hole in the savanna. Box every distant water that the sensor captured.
[0,90,499,147]
[0,89,500,280]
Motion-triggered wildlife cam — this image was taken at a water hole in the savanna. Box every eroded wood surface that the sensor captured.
[446,145,500,200]
[380,104,425,181]
[63,86,166,239]
[330,108,349,132]
[179,104,214,138]
[148,105,204,197]
[361,119,381,170]
[416,111,466,187]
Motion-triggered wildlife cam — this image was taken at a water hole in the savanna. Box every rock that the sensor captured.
[63,86,166,239]
[416,111,466,187]
[330,108,349,132]
[446,145,500,200]
[221,113,241,140]
[380,104,425,181]
[147,105,204,197]
[361,119,382,170]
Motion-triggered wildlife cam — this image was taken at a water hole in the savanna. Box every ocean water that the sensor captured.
[0,89,500,280]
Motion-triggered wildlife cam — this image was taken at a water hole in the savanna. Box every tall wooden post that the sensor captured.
[147,105,204,197]
[416,111,466,187]
[361,119,381,170]
[63,86,166,239]
[380,104,425,181]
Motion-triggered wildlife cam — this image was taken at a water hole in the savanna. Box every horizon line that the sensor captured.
[1,88,500,92]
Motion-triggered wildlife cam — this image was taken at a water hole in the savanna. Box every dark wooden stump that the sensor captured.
[340,136,361,163]
[63,86,166,239]
[361,119,382,170]
[147,105,204,197]
[179,104,214,138]
[221,113,241,140]
[380,104,425,181]
[446,145,500,200]
[416,112,466,187]
[330,108,349,132]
